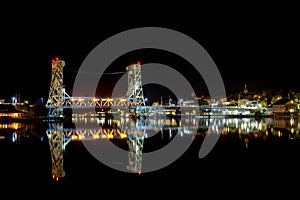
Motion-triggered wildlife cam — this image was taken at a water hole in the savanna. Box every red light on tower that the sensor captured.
[137,61,141,65]
[51,57,60,63]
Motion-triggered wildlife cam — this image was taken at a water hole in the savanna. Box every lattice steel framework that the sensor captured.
[44,117,202,178]
[127,129,145,174]
[125,64,145,106]
[46,123,69,181]
[46,58,70,117]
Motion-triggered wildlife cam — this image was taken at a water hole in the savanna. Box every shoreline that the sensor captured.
[1,112,299,123]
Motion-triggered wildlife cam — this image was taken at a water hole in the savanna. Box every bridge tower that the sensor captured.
[46,57,70,117]
[125,63,146,117]
[125,63,146,106]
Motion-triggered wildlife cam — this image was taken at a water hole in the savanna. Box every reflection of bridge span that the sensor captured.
[47,125,201,141]
[5,117,298,182]
[45,117,206,180]
[47,116,293,180]
[46,124,149,180]
[49,115,207,138]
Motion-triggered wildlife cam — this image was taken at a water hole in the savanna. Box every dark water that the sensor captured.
[1,117,300,198]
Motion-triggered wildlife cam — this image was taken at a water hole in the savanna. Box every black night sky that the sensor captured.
[0,2,299,104]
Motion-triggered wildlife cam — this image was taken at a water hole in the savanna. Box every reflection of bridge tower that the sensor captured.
[125,63,146,117]
[46,57,70,117]
[126,122,145,174]
[46,123,70,181]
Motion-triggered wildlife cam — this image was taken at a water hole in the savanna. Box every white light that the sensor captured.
[12,132,17,142]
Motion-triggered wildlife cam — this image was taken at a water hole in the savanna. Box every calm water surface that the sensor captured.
[1,116,299,197]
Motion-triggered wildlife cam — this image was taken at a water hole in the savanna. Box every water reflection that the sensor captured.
[1,116,299,182]
[47,116,300,179]
[0,122,46,143]
[0,121,51,190]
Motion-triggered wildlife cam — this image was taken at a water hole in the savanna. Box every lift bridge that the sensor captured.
[46,58,148,118]
[44,58,205,180]
[45,58,226,120]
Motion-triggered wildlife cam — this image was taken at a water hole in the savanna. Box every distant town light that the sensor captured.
[11,97,17,104]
